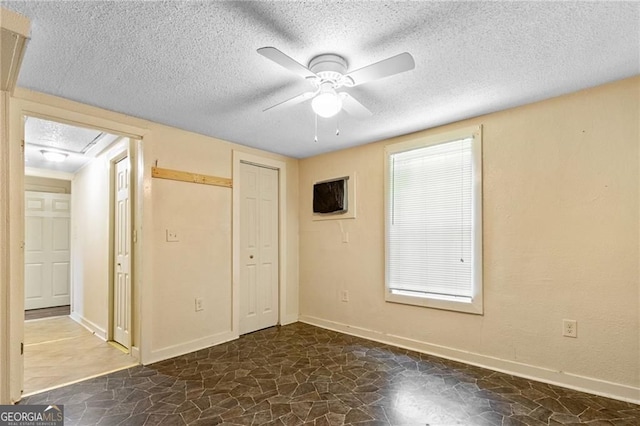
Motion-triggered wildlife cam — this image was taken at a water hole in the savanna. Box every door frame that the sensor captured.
[232,151,289,337]
[5,92,149,403]
[0,91,12,404]
[107,145,132,351]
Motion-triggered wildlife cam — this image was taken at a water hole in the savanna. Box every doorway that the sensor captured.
[22,116,137,396]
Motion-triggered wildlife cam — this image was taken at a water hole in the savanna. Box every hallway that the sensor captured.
[23,315,137,396]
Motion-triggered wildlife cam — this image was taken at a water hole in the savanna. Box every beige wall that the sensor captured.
[298,76,640,401]
[149,127,235,355]
[145,124,299,362]
[70,150,109,335]
[69,140,128,338]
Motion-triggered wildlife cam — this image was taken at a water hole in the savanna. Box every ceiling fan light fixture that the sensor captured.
[41,150,67,162]
[312,86,342,118]
[258,47,415,121]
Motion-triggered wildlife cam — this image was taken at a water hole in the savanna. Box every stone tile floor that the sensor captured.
[20,322,640,425]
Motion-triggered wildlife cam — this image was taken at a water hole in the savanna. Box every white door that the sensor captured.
[113,157,131,348]
[24,192,71,310]
[239,162,279,334]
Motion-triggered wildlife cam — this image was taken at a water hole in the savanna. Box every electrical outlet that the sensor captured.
[166,229,179,242]
[195,297,204,312]
[340,290,349,302]
[563,319,577,338]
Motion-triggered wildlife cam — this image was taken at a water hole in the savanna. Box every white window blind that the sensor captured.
[387,137,474,300]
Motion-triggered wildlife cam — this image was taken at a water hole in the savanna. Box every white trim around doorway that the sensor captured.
[5,95,149,402]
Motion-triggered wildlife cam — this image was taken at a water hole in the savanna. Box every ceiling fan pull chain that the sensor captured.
[336,115,340,136]
[314,113,318,143]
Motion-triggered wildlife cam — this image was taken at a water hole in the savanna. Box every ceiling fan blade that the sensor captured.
[263,91,315,112]
[340,93,373,119]
[345,52,415,86]
[257,47,317,80]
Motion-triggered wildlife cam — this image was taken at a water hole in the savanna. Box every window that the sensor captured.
[385,126,483,314]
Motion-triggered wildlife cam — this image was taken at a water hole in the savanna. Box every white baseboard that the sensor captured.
[69,312,107,341]
[146,330,237,365]
[299,315,640,404]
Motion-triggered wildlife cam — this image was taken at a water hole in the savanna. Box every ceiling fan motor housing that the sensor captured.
[308,54,350,88]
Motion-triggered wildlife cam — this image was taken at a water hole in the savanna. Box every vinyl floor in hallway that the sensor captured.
[20,322,640,425]
[23,316,137,396]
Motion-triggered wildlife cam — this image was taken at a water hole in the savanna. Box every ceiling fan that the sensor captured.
[258,47,415,119]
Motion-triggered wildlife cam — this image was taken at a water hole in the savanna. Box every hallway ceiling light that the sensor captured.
[40,150,67,162]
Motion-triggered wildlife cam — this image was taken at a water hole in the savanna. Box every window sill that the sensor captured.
[385,290,483,315]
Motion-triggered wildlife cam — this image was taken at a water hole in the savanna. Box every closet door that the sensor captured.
[239,162,279,334]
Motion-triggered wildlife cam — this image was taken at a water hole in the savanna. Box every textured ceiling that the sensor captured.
[24,117,120,174]
[3,1,639,158]
[25,116,104,153]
